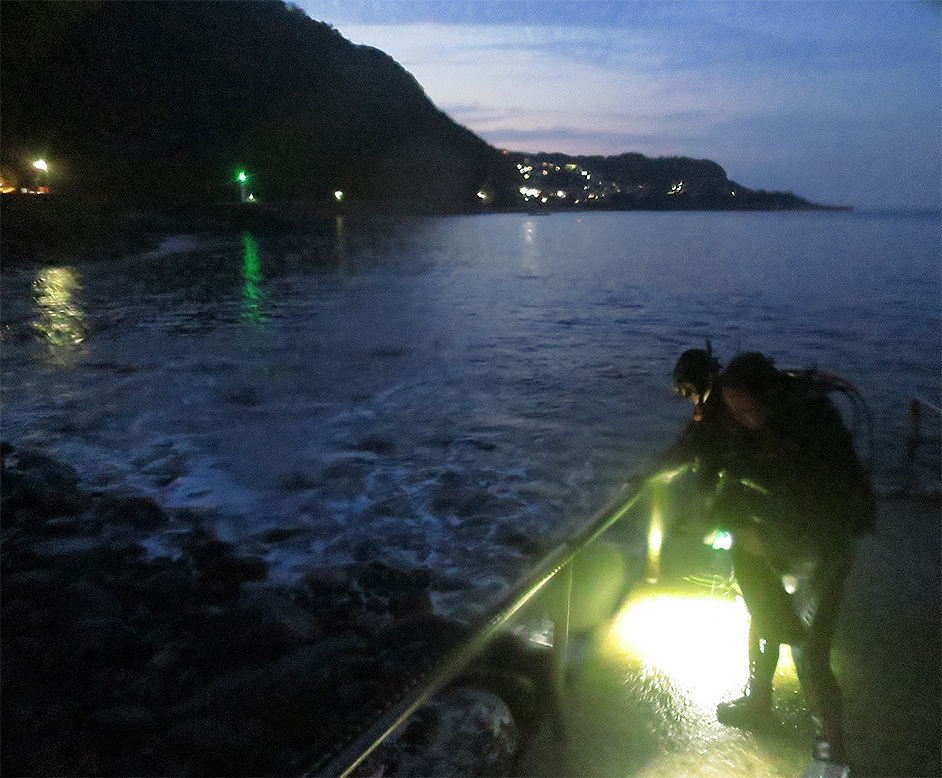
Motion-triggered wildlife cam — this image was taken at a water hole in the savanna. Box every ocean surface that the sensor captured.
[2,210,939,619]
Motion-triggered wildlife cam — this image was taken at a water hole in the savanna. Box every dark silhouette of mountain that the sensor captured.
[0,0,832,217]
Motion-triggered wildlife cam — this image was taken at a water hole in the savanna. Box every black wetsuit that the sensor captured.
[656,389,731,486]
[713,375,876,756]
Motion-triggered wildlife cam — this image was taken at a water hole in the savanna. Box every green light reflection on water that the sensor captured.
[241,232,267,324]
[32,266,86,365]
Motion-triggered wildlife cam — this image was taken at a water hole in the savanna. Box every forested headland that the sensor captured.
[1,0,837,251]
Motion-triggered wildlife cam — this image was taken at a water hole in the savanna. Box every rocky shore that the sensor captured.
[1,444,548,776]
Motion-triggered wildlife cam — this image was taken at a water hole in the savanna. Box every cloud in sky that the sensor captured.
[297,1,941,209]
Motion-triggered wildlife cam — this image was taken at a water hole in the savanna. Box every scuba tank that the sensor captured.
[782,368,875,471]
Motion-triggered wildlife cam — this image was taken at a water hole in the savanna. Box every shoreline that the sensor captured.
[1,193,852,265]
[1,442,540,776]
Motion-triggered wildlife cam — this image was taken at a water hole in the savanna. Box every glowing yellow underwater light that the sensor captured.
[646,503,663,584]
[608,593,751,711]
[604,591,799,713]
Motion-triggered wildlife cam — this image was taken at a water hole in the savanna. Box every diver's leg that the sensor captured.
[749,624,780,707]
[717,620,780,727]
[717,546,784,729]
[793,550,852,762]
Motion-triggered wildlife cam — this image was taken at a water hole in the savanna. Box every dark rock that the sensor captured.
[388,589,434,620]
[357,561,432,596]
[71,617,142,665]
[352,538,382,562]
[91,704,159,734]
[221,384,262,407]
[2,451,84,518]
[68,579,123,620]
[122,668,174,708]
[141,453,188,486]
[260,597,323,646]
[259,525,308,544]
[429,571,476,593]
[430,486,494,517]
[33,515,89,538]
[3,568,65,598]
[189,599,318,668]
[319,461,369,499]
[28,536,107,566]
[135,567,195,609]
[437,469,472,488]
[185,534,232,565]
[92,494,167,531]
[200,553,268,586]
[493,524,545,556]
[168,715,260,775]
[185,636,369,745]
[302,565,354,595]
[463,438,497,452]
[371,685,519,777]
[351,436,396,456]
[374,614,470,657]
[2,596,57,636]
[281,471,318,491]
[150,642,184,672]
[365,493,414,517]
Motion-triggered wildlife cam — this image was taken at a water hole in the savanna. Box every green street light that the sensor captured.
[237,170,248,202]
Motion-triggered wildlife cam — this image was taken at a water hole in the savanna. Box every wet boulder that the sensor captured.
[364,685,520,777]
[91,494,167,532]
[1,449,84,519]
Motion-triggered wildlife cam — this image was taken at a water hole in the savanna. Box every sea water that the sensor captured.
[2,210,938,617]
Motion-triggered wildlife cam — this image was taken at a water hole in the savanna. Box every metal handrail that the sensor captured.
[912,396,942,415]
[910,396,941,440]
[308,476,658,777]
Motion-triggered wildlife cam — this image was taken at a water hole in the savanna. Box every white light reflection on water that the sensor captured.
[32,266,86,364]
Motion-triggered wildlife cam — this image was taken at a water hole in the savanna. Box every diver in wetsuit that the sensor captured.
[712,353,876,765]
[660,348,795,733]
[658,343,727,475]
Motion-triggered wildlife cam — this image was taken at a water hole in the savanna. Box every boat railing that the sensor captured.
[307,470,671,777]
[906,395,941,497]
[910,395,941,437]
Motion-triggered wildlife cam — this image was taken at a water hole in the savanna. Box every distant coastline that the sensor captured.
[3,0,841,246]
[0,189,860,265]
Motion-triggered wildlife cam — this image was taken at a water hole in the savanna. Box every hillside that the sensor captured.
[0,0,824,218]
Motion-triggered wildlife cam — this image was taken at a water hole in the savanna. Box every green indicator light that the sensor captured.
[238,171,247,182]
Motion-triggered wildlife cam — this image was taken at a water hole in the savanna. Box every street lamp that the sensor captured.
[237,170,248,203]
[32,159,50,194]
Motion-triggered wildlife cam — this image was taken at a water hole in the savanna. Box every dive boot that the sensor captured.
[715,694,777,731]
[800,741,851,778]
[717,628,780,731]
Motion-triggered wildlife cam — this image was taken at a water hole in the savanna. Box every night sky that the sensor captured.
[297,0,941,211]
